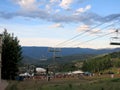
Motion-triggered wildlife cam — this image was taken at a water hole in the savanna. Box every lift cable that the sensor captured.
[55,15,120,47]
[66,21,120,47]
[73,31,115,47]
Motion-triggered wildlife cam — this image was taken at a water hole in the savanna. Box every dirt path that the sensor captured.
[0,80,8,90]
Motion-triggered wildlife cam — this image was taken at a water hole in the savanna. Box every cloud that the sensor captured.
[89,28,101,34]
[49,23,63,28]
[50,0,60,3]
[86,5,91,10]
[76,0,89,3]
[1,0,120,25]
[75,5,91,15]
[13,0,38,11]
[103,14,120,22]
[76,25,90,32]
[59,0,73,9]
[0,10,105,25]
[19,37,64,47]
[51,12,103,25]
[55,9,60,13]
[58,0,89,10]
[1,9,120,26]
[108,29,116,33]
[76,24,103,35]
[0,11,15,19]
[0,8,50,19]
[76,24,101,33]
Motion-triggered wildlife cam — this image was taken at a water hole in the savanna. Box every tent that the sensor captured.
[36,67,46,73]
[72,70,84,74]
[19,72,30,76]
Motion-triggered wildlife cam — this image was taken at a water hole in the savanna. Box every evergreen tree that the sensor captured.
[1,30,22,80]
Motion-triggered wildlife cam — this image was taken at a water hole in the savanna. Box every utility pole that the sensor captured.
[0,34,2,83]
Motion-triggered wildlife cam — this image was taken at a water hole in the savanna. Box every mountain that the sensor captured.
[21,46,120,64]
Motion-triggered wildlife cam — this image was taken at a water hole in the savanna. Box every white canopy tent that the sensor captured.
[19,72,31,76]
[72,70,84,74]
[36,67,46,73]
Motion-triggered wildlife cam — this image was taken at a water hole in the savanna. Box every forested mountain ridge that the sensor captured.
[22,46,120,60]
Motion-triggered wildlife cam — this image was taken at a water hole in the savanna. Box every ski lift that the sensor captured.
[48,47,61,52]
[54,53,62,58]
[48,47,62,59]
[110,29,120,45]
[110,37,120,45]
[55,56,62,58]
[40,55,47,61]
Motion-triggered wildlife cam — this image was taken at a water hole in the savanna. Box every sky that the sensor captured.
[0,0,120,49]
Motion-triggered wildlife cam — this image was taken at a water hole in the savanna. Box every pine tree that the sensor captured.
[1,30,22,80]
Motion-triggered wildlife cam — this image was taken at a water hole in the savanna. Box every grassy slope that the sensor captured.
[6,76,120,90]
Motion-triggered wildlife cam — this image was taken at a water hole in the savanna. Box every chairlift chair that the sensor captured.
[110,29,120,45]
[40,55,47,61]
[110,37,120,45]
[54,53,62,58]
[55,48,61,52]
[48,47,54,52]
[55,55,62,58]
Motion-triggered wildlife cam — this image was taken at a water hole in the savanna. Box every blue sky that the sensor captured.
[0,0,120,49]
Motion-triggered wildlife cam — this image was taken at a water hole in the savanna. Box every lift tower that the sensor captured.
[48,47,61,76]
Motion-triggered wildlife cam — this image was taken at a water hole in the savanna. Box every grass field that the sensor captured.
[6,75,120,90]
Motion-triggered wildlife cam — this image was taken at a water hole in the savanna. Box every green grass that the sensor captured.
[6,78,120,90]
[6,81,18,90]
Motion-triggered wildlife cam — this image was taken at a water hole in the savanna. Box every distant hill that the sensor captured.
[34,54,95,66]
[21,46,120,64]
[82,51,120,73]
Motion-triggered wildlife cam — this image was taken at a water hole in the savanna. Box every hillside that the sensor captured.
[22,47,120,64]
[82,51,120,73]
[34,54,95,66]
